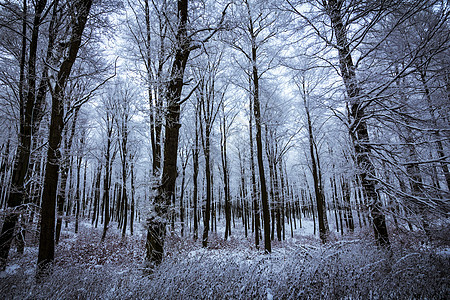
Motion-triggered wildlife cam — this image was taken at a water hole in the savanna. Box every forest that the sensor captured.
[0,0,449,298]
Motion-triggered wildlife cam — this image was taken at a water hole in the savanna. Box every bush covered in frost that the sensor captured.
[1,234,448,299]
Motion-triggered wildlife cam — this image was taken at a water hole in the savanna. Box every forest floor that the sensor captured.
[1,217,449,299]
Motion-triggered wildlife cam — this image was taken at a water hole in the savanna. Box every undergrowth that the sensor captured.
[0,221,448,299]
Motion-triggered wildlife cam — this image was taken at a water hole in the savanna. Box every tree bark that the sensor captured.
[56,107,81,243]
[179,155,188,237]
[144,0,162,176]
[101,112,114,241]
[326,0,389,246]
[202,119,211,247]
[222,103,231,240]
[75,149,83,234]
[37,0,93,276]
[130,162,135,235]
[304,94,328,243]
[0,0,47,271]
[245,0,271,253]
[145,0,191,267]
[193,102,200,241]
[249,89,260,249]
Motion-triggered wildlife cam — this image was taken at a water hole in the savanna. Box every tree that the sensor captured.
[195,51,224,248]
[237,0,278,253]
[0,0,48,271]
[192,100,200,241]
[220,96,233,240]
[145,0,193,267]
[55,104,81,244]
[125,0,168,176]
[285,0,397,246]
[292,64,330,242]
[113,80,137,238]
[99,85,118,242]
[145,0,229,266]
[324,0,390,246]
[37,0,94,276]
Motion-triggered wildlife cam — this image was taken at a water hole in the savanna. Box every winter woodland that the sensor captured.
[0,0,449,298]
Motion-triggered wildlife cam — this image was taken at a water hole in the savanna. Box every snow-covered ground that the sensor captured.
[1,218,449,299]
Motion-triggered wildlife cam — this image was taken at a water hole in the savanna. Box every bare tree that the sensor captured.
[0,0,48,271]
[145,0,229,266]
[37,0,94,276]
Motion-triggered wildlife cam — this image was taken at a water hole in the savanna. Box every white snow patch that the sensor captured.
[437,247,450,256]
[0,264,20,277]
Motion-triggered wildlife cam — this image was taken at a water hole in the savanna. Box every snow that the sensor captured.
[0,264,20,277]
[0,218,448,299]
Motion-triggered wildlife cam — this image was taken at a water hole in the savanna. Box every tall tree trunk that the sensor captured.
[245,1,271,253]
[222,104,231,240]
[75,153,83,234]
[331,175,340,233]
[145,0,191,267]
[240,155,248,238]
[202,125,211,247]
[144,0,162,176]
[56,106,81,242]
[249,81,260,249]
[130,162,135,235]
[193,103,200,241]
[82,159,88,217]
[92,164,102,227]
[418,69,450,190]
[341,178,354,232]
[0,0,47,271]
[121,185,128,238]
[179,157,187,237]
[101,113,113,241]
[304,95,328,243]
[326,0,389,246]
[37,0,94,276]
[120,115,129,238]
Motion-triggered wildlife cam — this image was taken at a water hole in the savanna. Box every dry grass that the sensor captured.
[0,219,449,299]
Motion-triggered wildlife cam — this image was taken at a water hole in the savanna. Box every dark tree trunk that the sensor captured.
[121,185,128,238]
[37,0,93,276]
[179,157,188,237]
[119,111,129,238]
[252,49,270,252]
[341,178,354,232]
[222,105,231,240]
[202,127,211,247]
[326,0,389,247]
[274,161,281,242]
[130,162,135,235]
[145,0,191,267]
[101,112,114,241]
[249,84,260,249]
[331,175,340,233]
[0,0,47,271]
[193,103,200,241]
[279,162,288,240]
[144,0,163,176]
[304,96,328,243]
[75,154,83,234]
[245,1,271,253]
[82,159,88,217]
[92,164,102,227]
[239,156,247,238]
